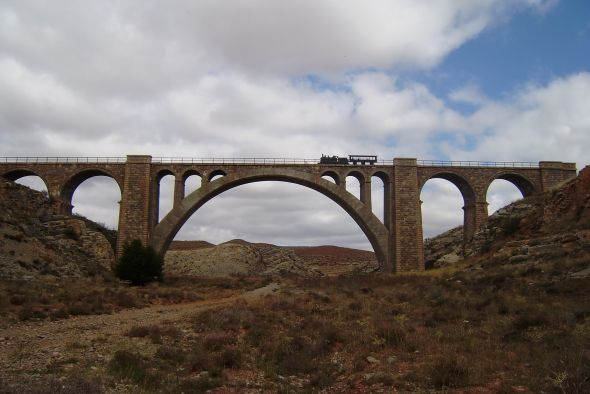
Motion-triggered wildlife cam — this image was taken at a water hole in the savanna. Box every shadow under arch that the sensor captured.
[345,170,365,183]
[151,168,390,270]
[487,172,537,198]
[61,169,123,206]
[208,169,227,181]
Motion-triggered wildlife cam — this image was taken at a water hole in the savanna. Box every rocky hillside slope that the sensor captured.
[165,240,378,277]
[165,240,325,277]
[426,166,590,276]
[0,179,116,280]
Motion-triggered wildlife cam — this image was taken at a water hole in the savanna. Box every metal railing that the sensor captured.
[152,157,319,164]
[0,157,126,163]
[152,157,397,165]
[0,156,540,168]
[417,160,538,168]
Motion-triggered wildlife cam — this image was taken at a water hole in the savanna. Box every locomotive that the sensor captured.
[319,154,377,165]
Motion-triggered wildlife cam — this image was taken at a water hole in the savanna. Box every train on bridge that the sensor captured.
[320,154,377,165]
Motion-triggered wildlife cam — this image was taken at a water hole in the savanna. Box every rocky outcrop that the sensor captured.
[425,166,590,275]
[424,226,463,269]
[164,240,326,278]
[165,240,379,277]
[0,179,115,280]
[165,243,263,277]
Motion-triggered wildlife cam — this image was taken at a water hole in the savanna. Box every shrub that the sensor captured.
[428,355,469,389]
[114,240,163,285]
[108,350,162,389]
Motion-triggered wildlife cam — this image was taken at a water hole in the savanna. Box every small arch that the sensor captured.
[420,172,477,240]
[209,169,226,182]
[486,179,525,215]
[2,170,49,193]
[156,169,175,183]
[61,169,123,206]
[183,170,202,195]
[371,175,385,223]
[421,178,464,238]
[422,172,476,204]
[321,171,340,185]
[345,170,365,184]
[71,176,121,230]
[371,171,389,184]
[346,174,361,199]
[158,174,175,222]
[489,172,536,198]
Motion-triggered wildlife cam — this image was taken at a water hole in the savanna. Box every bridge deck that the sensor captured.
[0,157,545,168]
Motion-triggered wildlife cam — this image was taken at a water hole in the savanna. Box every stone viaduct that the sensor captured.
[0,156,576,273]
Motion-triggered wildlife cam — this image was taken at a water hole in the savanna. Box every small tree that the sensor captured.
[114,240,163,285]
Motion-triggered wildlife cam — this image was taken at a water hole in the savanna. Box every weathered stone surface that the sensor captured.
[0,179,115,279]
[165,240,330,277]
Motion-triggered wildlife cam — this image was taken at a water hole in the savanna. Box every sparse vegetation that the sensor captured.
[0,276,266,323]
[114,239,163,285]
[2,169,590,392]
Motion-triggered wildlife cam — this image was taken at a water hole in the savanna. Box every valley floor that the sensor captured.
[0,263,588,393]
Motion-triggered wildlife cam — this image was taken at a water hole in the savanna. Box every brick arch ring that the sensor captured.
[150,167,390,270]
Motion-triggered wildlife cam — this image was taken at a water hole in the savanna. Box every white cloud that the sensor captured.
[1,0,582,253]
[447,73,590,165]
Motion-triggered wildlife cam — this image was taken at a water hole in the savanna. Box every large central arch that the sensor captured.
[150,168,390,270]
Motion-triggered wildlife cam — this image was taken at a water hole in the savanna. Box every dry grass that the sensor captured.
[2,259,589,393]
[0,275,269,323]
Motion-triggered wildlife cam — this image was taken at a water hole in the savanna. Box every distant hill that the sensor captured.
[169,240,215,250]
[164,240,378,277]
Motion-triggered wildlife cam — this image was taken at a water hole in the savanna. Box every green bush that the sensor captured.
[114,240,163,285]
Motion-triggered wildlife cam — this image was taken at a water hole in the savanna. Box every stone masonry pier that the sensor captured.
[0,156,577,273]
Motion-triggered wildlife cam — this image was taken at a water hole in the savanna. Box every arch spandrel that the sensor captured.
[151,168,390,270]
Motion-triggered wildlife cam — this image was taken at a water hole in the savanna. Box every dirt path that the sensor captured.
[0,283,280,384]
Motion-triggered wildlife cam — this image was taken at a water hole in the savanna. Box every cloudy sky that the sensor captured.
[2,0,589,250]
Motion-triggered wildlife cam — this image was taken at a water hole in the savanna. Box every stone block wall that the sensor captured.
[392,158,424,272]
[116,156,153,256]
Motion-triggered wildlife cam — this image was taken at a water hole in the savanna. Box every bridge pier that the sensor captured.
[390,158,424,272]
[463,200,489,241]
[116,155,153,257]
[360,180,372,210]
[173,177,185,208]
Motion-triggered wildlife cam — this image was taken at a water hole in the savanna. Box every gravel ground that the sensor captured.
[0,283,279,388]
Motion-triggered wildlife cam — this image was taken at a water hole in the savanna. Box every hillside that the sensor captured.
[0,179,116,280]
[1,170,589,393]
[426,166,590,276]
